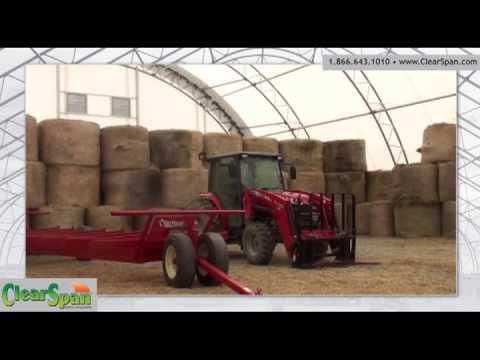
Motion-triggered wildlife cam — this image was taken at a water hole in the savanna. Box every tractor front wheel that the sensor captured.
[196,232,229,286]
[242,222,276,265]
[162,232,196,288]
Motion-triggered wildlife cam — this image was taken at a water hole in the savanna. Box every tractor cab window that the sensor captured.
[240,156,284,191]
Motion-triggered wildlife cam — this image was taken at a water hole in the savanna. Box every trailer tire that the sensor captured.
[242,222,276,265]
[196,233,229,286]
[162,232,196,288]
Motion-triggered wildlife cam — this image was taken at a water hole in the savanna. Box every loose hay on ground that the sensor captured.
[26,236,455,295]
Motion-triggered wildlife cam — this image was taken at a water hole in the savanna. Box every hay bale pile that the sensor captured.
[100,125,156,230]
[391,164,441,238]
[31,119,102,229]
[243,137,279,154]
[417,123,455,163]
[354,202,370,235]
[31,207,85,229]
[391,163,440,238]
[85,206,132,231]
[325,172,366,203]
[288,171,325,193]
[279,139,323,171]
[367,170,394,201]
[149,130,209,211]
[101,126,150,171]
[280,139,325,193]
[324,140,366,203]
[442,201,456,238]
[394,201,441,237]
[369,201,394,237]
[150,129,203,169]
[204,132,242,159]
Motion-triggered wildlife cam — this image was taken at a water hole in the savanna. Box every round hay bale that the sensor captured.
[392,163,438,202]
[394,201,441,238]
[26,161,46,208]
[158,168,208,208]
[243,137,279,154]
[102,167,161,208]
[85,206,132,231]
[438,161,455,202]
[150,129,203,169]
[39,119,100,166]
[101,125,150,171]
[204,132,242,158]
[442,201,456,238]
[325,172,366,203]
[418,123,456,163]
[288,171,325,193]
[31,206,85,229]
[324,139,367,172]
[279,139,323,171]
[367,170,394,201]
[47,165,99,208]
[26,114,38,161]
[353,202,369,235]
[369,201,394,237]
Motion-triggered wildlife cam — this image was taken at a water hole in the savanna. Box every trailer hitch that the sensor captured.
[196,257,262,296]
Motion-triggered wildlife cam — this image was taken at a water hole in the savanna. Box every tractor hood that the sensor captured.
[246,188,332,207]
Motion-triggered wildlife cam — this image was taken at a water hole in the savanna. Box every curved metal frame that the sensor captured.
[343,70,409,165]
[225,65,310,138]
[127,64,252,136]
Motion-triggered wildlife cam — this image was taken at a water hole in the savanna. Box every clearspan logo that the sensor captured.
[1,281,92,309]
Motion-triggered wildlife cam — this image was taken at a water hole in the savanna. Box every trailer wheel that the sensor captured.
[162,232,196,288]
[242,222,276,265]
[196,232,229,286]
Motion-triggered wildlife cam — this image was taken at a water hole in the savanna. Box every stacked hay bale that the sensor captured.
[364,171,395,237]
[416,122,455,238]
[32,119,101,229]
[243,137,279,154]
[26,115,45,228]
[392,163,441,237]
[279,139,325,193]
[324,140,368,234]
[150,129,208,212]
[100,125,154,231]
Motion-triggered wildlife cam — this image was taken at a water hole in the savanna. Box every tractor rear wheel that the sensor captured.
[242,222,276,265]
[196,232,229,286]
[162,232,196,288]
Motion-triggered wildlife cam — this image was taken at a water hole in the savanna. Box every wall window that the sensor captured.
[111,97,131,117]
[66,93,87,114]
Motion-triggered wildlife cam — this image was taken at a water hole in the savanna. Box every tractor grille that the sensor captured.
[295,204,319,229]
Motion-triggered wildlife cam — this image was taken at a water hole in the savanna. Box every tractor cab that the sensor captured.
[207,151,287,208]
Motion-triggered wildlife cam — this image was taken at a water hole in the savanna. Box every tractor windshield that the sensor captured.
[240,156,284,191]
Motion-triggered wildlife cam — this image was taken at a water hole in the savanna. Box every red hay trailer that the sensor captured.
[27,208,261,295]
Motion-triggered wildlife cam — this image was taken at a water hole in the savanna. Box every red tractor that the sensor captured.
[190,151,357,268]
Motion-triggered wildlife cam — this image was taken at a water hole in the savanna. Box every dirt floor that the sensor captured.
[26,236,456,295]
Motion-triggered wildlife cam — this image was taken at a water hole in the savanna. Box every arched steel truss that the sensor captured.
[125,64,252,136]
[225,65,310,138]
[343,70,409,165]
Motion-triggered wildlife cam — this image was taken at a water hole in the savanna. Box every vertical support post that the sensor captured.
[135,67,140,126]
[331,193,336,230]
[341,193,345,231]
[351,194,356,260]
[203,107,207,134]
[56,64,60,118]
